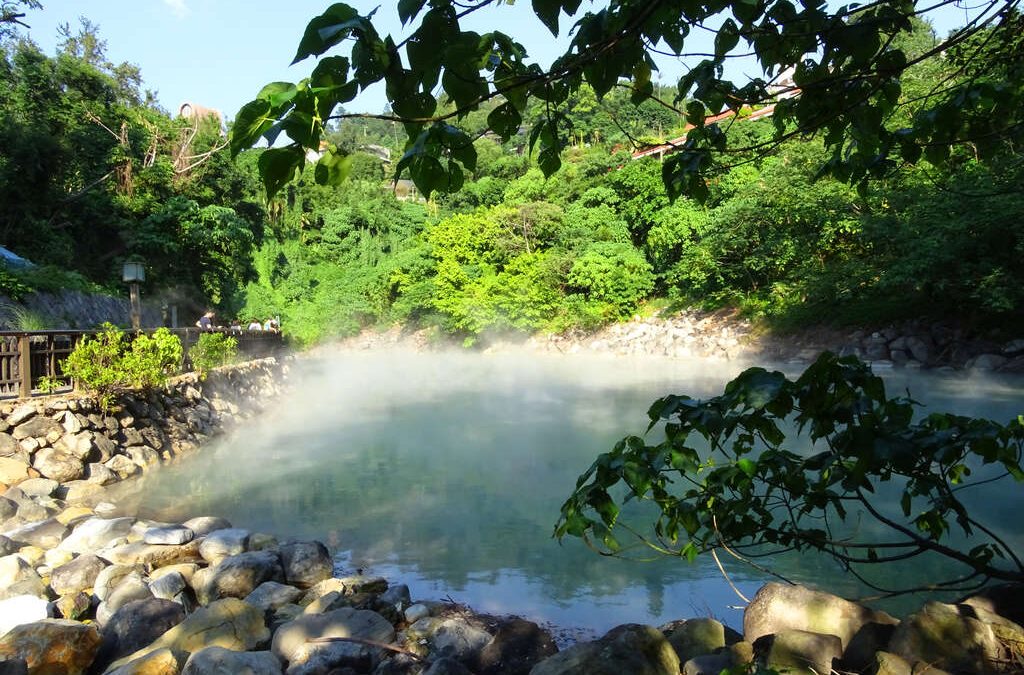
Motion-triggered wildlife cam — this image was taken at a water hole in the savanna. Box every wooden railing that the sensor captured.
[0,328,285,400]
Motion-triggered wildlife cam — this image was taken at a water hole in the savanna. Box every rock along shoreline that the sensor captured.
[1,355,1022,674]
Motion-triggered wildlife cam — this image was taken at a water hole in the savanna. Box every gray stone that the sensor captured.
[181,646,282,675]
[31,447,85,482]
[5,518,68,549]
[49,553,107,595]
[12,416,62,441]
[183,518,233,536]
[149,571,187,600]
[683,653,733,675]
[53,432,95,460]
[97,574,155,625]
[108,598,270,669]
[100,539,202,568]
[105,454,141,479]
[405,604,430,624]
[530,624,679,675]
[126,445,160,469]
[199,528,250,562]
[286,640,374,674]
[52,591,91,620]
[93,564,139,601]
[145,526,195,546]
[195,550,284,605]
[13,478,57,498]
[478,618,557,675]
[93,598,187,672]
[662,618,728,663]
[0,595,50,636]
[743,582,898,649]
[244,581,304,612]
[408,617,493,667]
[0,619,101,674]
[904,336,933,364]
[280,541,333,589]
[103,647,184,675]
[889,600,1024,673]
[58,516,135,553]
[85,462,117,485]
[0,457,32,486]
[378,584,411,610]
[7,405,36,427]
[755,629,842,675]
[55,410,81,434]
[93,434,117,462]
[271,607,395,665]
[0,534,15,556]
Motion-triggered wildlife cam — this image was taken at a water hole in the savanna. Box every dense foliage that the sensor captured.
[1,6,1022,344]
[557,353,1024,595]
[188,332,238,377]
[63,324,182,408]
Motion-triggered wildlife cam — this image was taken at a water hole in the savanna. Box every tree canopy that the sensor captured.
[232,0,1024,201]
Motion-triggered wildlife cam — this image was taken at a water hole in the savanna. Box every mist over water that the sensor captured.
[119,350,1024,635]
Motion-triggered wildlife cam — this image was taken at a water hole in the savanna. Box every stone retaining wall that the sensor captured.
[0,358,287,510]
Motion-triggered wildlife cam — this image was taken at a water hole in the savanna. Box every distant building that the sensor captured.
[178,102,225,133]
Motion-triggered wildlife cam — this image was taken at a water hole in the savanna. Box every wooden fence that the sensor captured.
[0,328,285,400]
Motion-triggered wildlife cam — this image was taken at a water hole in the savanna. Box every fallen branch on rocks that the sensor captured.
[307,635,426,661]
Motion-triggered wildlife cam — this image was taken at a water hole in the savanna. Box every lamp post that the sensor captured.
[122,261,145,330]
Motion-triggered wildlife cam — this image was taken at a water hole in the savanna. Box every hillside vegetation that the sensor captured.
[1,17,1022,344]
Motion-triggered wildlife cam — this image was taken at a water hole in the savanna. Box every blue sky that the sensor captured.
[20,1,977,124]
[21,1,580,120]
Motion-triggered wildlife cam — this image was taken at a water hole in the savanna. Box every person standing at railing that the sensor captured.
[195,311,214,331]
[247,318,262,331]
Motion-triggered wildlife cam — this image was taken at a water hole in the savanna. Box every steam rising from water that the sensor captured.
[119,349,1024,634]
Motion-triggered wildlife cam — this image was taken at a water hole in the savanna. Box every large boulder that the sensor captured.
[0,457,32,486]
[889,601,1024,673]
[271,607,395,667]
[58,516,135,553]
[93,598,187,672]
[100,539,202,568]
[477,617,558,675]
[0,554,46,600]
[198,528,250,563]
[5,518,69,549]
[279,541,333,589]
[0,619,101,674]
[97,573,155,625]
[661,618,733,663]
[180,646,282,675]
[243,581,304,612]
[530,624,679,675]
[193,550,284,605]
[13,415,62,441]
[103,647,185,675]
[49,553,108,596]
[743,583,897,650]
[181,516,231,537]
[754,629,843,675]
[109,598,270,669]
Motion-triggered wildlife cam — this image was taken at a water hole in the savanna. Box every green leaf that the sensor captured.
[532,0,562,35]
[313,147,353,186]
[230,99,274,158]
[256,82,299,109]
[737,458,757,478]
[257,146,305,198]
[292,3,361,64]
[487,102,523,140]
[397,0,427,25]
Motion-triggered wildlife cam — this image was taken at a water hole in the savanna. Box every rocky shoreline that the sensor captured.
[1,356,1023,674]
[336,311,1024,374]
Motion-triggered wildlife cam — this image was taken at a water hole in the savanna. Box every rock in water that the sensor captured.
[280,541,333,589]
[530,624,679,675]
[194,550,284,605]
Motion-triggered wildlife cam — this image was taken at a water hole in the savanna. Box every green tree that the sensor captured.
[556,353,1024,595]
[232,1,1024,201]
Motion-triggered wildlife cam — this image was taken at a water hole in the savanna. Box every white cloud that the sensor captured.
[163,0,190,19]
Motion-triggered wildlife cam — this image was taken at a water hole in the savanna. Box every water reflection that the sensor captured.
[116,351,1024,634]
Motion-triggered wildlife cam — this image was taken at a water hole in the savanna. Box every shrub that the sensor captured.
[188,332,238,376]
[63,324,182,408]
[567,242,655,319]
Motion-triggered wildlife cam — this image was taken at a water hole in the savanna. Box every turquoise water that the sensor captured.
[121,351,1024,636]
